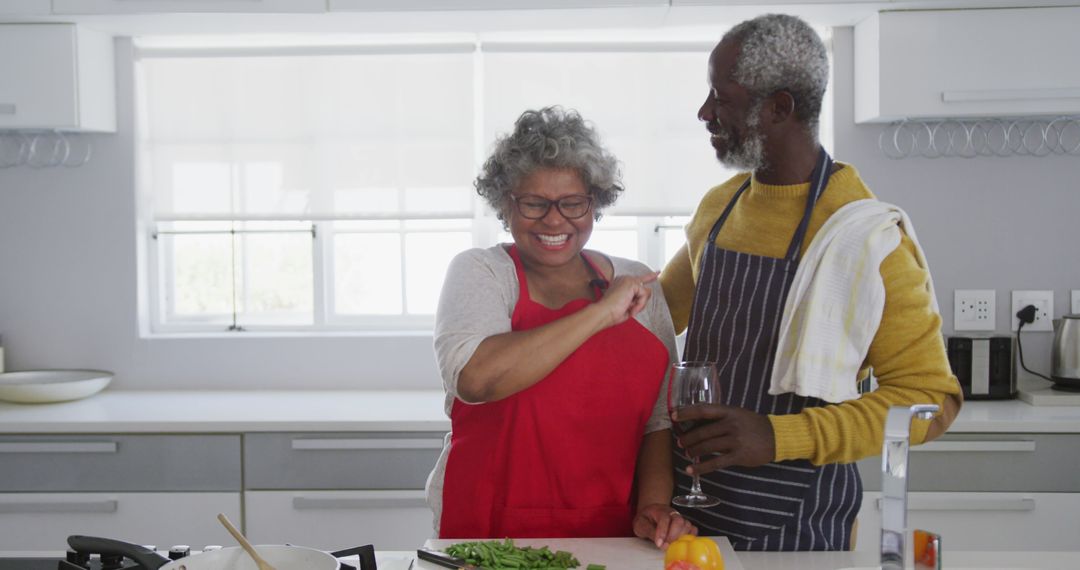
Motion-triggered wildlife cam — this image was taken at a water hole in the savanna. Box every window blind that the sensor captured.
[482,43,735,216]
[137,47,476,221]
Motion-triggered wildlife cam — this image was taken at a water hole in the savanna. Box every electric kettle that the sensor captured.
[1052,314,1080,390]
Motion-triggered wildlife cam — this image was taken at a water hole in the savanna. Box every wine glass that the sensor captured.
[668,361,721,508]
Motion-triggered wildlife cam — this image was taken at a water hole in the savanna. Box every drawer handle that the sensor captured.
[875,497,1035,512]
[0,499,118,514]
[0,103,15,115]
[291,438,444,451]
[0,442,118,454]
[914,441,1035,453]
[292,492,428,510]
[942,88,1080,103]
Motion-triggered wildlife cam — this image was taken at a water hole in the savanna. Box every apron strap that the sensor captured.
[783,148,833,261]
[507,244,609,301]
[705,149,834,262]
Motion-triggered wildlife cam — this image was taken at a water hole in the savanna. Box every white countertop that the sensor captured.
[2,389,1080,433]
[6,542,1080,570]
[411,538,1080,570]
[0,390,451,433]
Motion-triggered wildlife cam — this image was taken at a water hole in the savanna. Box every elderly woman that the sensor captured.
[428,107,694,546]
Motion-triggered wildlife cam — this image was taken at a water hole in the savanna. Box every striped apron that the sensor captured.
[674,150,862,551]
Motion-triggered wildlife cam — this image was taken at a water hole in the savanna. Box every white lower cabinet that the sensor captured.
[244,490,433,551]
[0,492,241,550]
[854,492,1080,553]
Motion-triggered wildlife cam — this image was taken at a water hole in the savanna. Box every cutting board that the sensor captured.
[420,537,744,570]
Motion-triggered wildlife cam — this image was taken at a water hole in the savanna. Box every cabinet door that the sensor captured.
[856,434,1080,493]
[52,0,324,13]
[854,7,1080,122]
[0,0,50,15]
[0,492,241,551]
[854,492,1080,553]
[0,435,242,492]
[244,432,445,490]
[245,490,433,551]
[0,23,115,131]
[0,25,79,129]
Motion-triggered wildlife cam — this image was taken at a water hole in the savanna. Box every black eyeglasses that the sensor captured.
[510,194,594,220]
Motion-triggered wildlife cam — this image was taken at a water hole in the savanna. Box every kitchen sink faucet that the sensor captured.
[880,404,940,570]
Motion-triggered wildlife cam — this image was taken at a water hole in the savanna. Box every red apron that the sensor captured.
[439,245,670,539]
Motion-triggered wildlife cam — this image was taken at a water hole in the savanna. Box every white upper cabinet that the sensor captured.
[0,0,50,15]
[329,0,665,9]
[854,7,1080,123]
[0,24,116,132]
[51,0,325,14]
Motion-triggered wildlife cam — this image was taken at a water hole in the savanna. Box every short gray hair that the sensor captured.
[723,14,829,135]
[475,106,623,229]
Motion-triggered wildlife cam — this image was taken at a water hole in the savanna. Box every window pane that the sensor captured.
[165,232,233,321]
[661,216,691,264]
[587,230,638,261]
[405,232,472,314]
[236,231,313,325]
[334,233,402,314]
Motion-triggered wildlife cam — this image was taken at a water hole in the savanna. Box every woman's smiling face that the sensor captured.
[508,167,594,271]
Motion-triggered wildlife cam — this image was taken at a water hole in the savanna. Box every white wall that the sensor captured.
[831,27,1080,383]
[0,39,440,390]
[1,29,1078,390]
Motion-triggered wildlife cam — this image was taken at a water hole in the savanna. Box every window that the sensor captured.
[138,33,832,333]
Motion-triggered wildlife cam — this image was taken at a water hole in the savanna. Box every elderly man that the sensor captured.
[659,14,963,551]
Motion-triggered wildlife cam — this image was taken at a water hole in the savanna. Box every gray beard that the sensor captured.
[718,130,766,172]
[716,103,767,172]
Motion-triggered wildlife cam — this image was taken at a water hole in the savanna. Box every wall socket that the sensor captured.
[954,289,996,331]
[1072,290,1080,315]
[1011,290,1054,332]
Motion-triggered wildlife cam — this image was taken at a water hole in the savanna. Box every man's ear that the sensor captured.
[765,90,796,124]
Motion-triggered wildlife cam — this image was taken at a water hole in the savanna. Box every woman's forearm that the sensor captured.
[635,429,674,511]
[456,302,612,402]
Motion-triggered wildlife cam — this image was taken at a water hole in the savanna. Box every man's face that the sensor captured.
[697,41,767,172]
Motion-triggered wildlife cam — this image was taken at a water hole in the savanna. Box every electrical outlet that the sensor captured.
[1072,290,1080,315]
[1011,290,1054,332]
[954,289,996,331]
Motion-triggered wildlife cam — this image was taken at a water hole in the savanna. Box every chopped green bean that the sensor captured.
[444,539,585,569]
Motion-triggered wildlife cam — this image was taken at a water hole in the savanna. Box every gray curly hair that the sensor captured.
[722,14,829,136]
[475,106,623,229]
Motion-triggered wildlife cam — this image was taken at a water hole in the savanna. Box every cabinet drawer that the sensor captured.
[854,492,1080,553]
[0,435,242,492]
[245,490,433,551]
[244,433,445,490]
[856,433,1080,492]
[0,492,241,551]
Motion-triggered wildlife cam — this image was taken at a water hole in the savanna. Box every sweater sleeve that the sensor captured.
[768,233,964,465]
[432,248,516,401]
[660,243,695,336]
[639,269,679,434]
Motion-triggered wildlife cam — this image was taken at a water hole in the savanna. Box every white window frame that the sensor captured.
[140,30,834,335]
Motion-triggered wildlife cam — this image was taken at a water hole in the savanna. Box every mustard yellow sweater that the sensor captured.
[660,163,963,465]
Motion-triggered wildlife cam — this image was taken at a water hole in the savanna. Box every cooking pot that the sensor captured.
[68,535,340,570]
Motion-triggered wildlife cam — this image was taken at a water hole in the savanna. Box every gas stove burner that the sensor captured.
[0,542,376,570]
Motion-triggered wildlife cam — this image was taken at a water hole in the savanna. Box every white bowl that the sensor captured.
[0,369,113,404]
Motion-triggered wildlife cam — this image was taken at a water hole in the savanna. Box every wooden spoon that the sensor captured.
[217,513,278,570]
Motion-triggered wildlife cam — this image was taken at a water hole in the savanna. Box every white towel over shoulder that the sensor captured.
[768,199,938,403]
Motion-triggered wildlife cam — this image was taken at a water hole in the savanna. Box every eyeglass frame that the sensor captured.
[509,193,595,220]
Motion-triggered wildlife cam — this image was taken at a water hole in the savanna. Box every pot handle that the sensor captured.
[68,535,171,569]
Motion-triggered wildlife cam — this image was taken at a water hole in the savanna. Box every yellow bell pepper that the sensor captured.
[663,535,724,570]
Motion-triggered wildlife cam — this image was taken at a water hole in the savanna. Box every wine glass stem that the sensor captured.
[690,458,704,495]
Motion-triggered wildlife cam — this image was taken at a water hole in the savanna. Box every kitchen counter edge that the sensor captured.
[2,390,1080,433]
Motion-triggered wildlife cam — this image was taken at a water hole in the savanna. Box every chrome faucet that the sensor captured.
[880,404,939,570]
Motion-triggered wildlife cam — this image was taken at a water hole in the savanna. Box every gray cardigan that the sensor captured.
[426,244,678,533]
